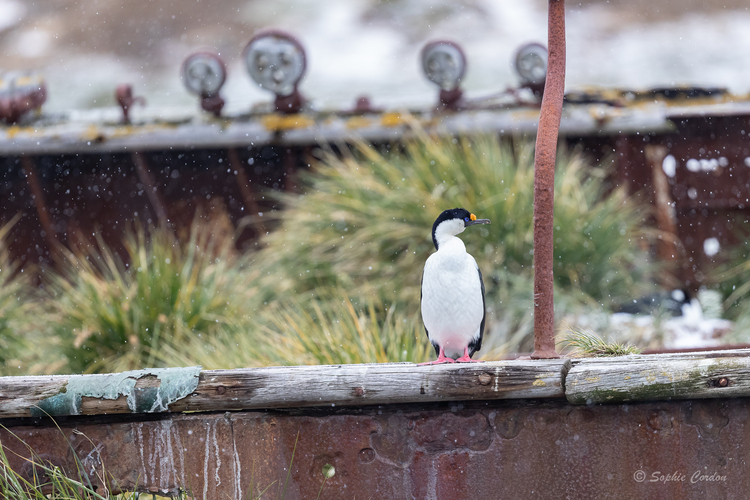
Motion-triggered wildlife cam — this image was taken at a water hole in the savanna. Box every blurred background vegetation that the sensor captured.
[2,130,743,375]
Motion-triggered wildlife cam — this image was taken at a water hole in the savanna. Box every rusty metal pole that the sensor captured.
[531,0,565,359]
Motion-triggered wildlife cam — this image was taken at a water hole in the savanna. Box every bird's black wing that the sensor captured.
[469,266,485,357]
[421,267,440,357]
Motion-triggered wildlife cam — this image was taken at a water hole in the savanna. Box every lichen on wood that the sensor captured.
[566,350,750,405]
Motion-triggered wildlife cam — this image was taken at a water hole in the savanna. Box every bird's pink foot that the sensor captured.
[455,356,482,363]
[417,347,456,365]
[417,358,455,366]
[455,347,483,363]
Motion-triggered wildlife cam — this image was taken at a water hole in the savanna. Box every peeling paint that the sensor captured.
[31,366,201,417]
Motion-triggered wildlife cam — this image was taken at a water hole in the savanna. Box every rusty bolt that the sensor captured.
[359,448,376,463]
[216,385,226,395]
[478,373,493,386]
[353,387,365,397]
[718,378,729,387]
[116,84,145,125]
[352,95,381,114]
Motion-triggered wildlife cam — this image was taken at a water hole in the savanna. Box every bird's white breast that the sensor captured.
[421,238,484,357]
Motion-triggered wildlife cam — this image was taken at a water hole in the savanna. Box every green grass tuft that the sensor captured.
[0,215,58,376]
[560,328,642,357]
[1,130,657,371]
[245,129,653,354]
[0,215,30,372]
[157,290,431,367]
[45,220,260,374]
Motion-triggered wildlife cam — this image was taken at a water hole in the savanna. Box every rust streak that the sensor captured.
[21,155,58,251]
[227,148,267,235]
[132,152,168,225]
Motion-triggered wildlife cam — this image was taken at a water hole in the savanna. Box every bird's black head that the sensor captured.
[431,208,490,250]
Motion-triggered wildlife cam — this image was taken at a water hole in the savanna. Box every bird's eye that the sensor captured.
[464,217,470,222]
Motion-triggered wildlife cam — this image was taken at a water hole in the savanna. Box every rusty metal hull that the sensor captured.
[1,397,746,499]
[0,146,298,266]
[3,101,750,288]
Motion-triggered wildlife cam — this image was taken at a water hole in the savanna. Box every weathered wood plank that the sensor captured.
[171,360,570,412]
[566,349,750,405]
[0,367,201,418]
[0,361,569,419]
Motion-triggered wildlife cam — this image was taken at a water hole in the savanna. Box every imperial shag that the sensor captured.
[419,208,490,364]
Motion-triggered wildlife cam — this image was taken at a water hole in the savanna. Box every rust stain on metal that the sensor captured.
[2,398,746,499]
[20,155,58,252]
[646,144,681,288]
[227,147,268,235]
[132,151,168,225]
[531,0,565,359]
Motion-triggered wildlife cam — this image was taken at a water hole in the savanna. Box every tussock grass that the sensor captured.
[256,131,649,300]
[246,129,652,354]
[2,130,655,371]
[243,292,431,365]
[0,216,56,376]
[158,291,431,367]
[46,221,260,374]
[0,216,30,372]
[708,236,750,342]
[560,328,641,357]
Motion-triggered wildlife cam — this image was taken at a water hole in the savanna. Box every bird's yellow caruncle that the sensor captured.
[469,213,477,221]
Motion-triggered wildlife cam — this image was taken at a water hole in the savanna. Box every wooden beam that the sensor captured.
[0,361,569,419]
[8,350,750,419]
[566,349,750,405]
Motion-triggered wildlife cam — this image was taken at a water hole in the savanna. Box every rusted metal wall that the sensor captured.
[608,114,750,290]
[0,145,304,267]
[1,397,744,499]
[3,101,750,289]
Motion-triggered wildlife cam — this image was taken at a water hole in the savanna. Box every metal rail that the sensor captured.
[0,103,681,155]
